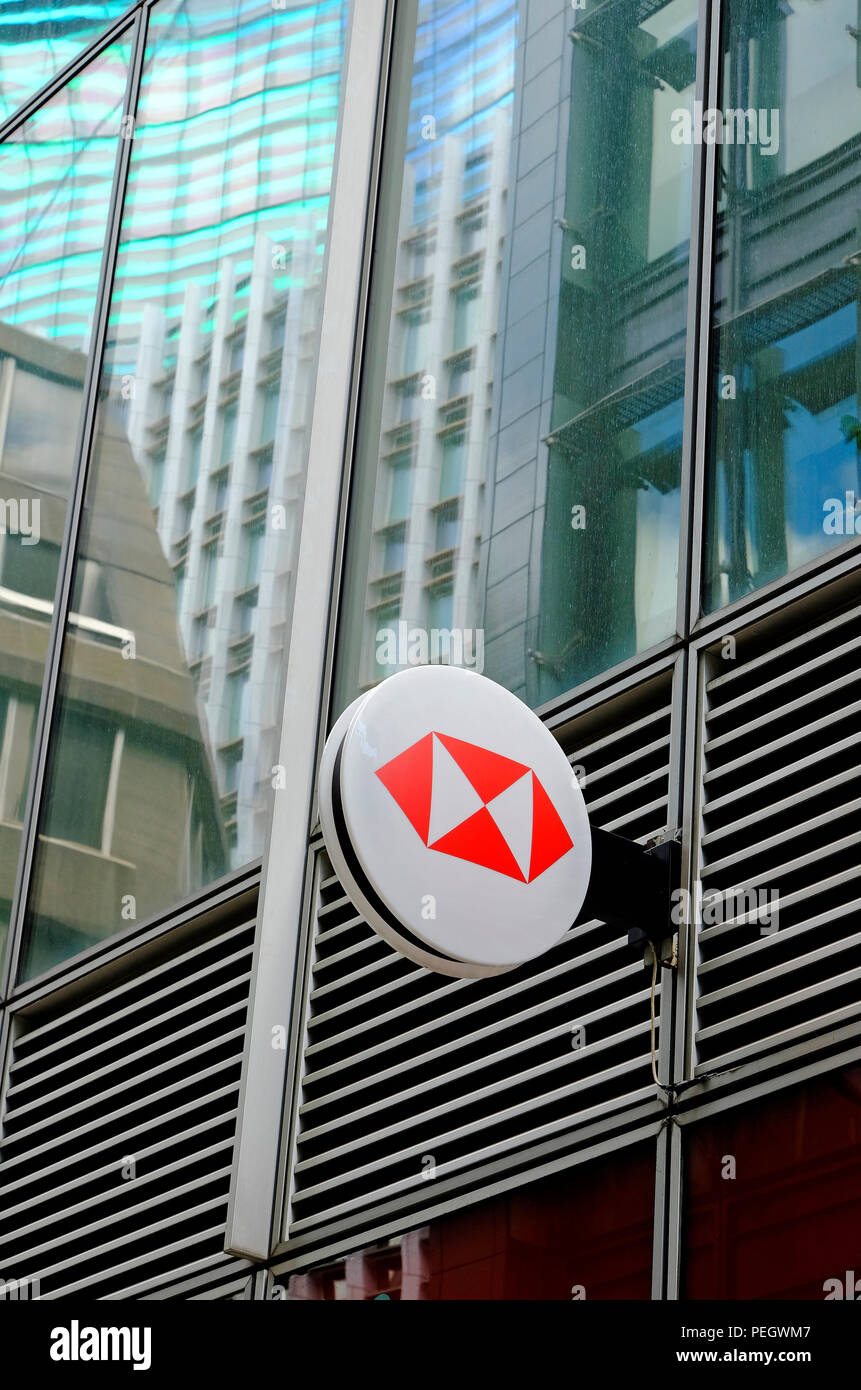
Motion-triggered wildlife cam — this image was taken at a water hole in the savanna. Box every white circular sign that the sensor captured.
[319,665,592,978]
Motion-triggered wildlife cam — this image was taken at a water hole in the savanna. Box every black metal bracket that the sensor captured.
[578,825,681,956]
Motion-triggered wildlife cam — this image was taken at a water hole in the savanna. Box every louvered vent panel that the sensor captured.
[0,917,256,1300]
[287,673,673,1244]
[694,598,861,1074]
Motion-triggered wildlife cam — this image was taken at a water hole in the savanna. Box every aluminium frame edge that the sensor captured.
[225,0,394,1264]
[675,0,715,647]
[686,0,723,638]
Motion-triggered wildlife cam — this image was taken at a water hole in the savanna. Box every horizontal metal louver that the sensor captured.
[693,596,861,1075]
[0,918,256,1300]
[285,671,674,1253]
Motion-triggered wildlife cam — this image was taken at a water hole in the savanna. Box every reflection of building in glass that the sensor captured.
[365,117,512,687]
[0,324,223,977]
[0,0,348,919]
[4,0,861,1312]
[0,1,345,349]
[123,222,326,863]
[0,1,129,124]
[704,0,861,610]
[354,0,516,690]
[484,0,697,704]
[0,39,131,966]
[340,0,698,706]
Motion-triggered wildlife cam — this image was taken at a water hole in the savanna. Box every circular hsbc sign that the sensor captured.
[319,665,591,978]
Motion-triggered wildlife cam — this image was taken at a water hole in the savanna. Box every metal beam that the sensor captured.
[225,0,394,1263]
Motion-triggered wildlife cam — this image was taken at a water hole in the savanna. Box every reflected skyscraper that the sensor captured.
[0,0,350,974]
[0,325,224,975]
[336,0,697,707]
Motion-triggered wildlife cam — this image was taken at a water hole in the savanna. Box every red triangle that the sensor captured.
[375,732,434,843]
[431,806,526,881]
[436,732,529,804]
[528,777,574,882]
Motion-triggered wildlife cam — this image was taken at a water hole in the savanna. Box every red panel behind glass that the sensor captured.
[685,1067,861,1299]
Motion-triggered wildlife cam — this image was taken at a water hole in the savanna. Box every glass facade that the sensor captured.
[0,1,130,125]
[0,0,859,1316]
[3,0,857,984]
[335,0,861,710]
[284,1144,654,1299]
[335,0,698,713]
[685,1066,861,1299]
[0,42,130,969]
[0,0,350,981]
[703,0,861,610]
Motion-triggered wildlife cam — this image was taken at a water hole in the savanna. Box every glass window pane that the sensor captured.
[281,1143,654,1300]
[22,0,349,979]
[0,44,128,970]
[685,1067,861,1298]
[703,0,861,612]
[440,434,464,500]
[334,0,697,714]
[0,2,129,126]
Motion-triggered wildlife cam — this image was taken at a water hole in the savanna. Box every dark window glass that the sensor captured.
[219,401,238,468]
[383,528,405,575]
[42,710,116,849]
[242,522,265,589]
[435,502,459,553]
[389,455,413,522]
[1,535,61,603]
[260,383,279,445]
[334,0,697,713]
[0,44,128,972]
[703,0,861,611]
[685,1067,861,1299]
[22,0,349,978]
[440,434,464,499]
[282,1144,654,1300]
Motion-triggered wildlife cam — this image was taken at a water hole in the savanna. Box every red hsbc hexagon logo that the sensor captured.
[376,732,574,883]
[318,665,592,979]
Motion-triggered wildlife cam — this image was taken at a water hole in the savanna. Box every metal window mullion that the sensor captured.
[652,1118,684,1302]
[656,648,682,1132]
[686,0,724,637]
[664,1118,684,1300]
[660,605,692,1248]
[675,0,718,646]
[0,6,152,999]
[651,1122,669,1299]
[660,0,727,1306]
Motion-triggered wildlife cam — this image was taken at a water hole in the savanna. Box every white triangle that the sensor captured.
[428,735,484,846]
[486,772,533,881]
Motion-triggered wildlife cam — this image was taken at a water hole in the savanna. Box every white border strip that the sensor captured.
[225,0,390,1262]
